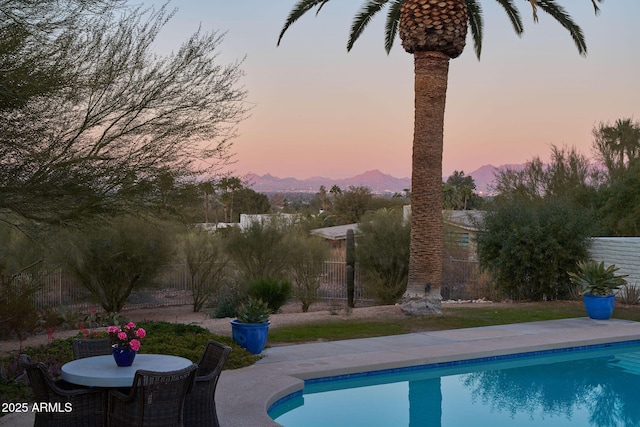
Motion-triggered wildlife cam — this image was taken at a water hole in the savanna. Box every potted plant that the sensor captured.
[230,297,271,354]
[568,261,627,320]
[107,322,147,366]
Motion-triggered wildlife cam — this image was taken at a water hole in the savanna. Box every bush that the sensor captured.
[224,218,293,284]
[356,209,410,304]
[477,196,595,301]
[0,223,45,341]
[0,276,39,341]
[182,229,231,312]
[288,234,329,312]
[56,216,175,313]
[135,321,257,368]
[211,284,244,319]
[248,278,291,313]
[619,284,640,305]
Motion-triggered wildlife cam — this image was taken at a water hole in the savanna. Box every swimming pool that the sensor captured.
[269,341,640,427]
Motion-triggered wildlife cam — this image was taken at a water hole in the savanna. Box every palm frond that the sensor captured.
[384,0,402,54]
[494,0,524,35]
[591,0,603,15]
[348,0,391,52]
[465,0,484,59]
[277,0,333,46]
[315,0,331,15]
[536,0,587,56]
[527,0,539,22]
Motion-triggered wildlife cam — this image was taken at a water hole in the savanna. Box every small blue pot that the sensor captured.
[112,346,137,367]
[583,293,615,320]
[230,320,270,355]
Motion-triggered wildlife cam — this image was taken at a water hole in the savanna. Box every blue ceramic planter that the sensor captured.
[583,293,615,320]
[230,320,270,355]
[112,346,137,367]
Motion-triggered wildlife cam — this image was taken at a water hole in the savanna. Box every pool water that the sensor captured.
[270,342,640,427]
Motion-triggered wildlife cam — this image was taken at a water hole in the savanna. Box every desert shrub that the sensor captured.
[477,196,595,301]
[182,229,231,312]
[224,218,293,284]
[56,216,176,313]
[211,284,244,319]
[356,209,410,304]
[248,277,291,313]
[288,234,329,312]
[465,270,500,301]
[0,223,46,342]
[618,284,640,305]
[0,276,39,342]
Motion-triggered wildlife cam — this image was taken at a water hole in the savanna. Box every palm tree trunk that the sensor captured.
[402,51,449,315]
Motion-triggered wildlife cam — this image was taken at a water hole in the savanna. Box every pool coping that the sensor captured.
[215,317,640,427]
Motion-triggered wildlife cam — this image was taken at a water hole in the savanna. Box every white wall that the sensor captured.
[589,237,640,286]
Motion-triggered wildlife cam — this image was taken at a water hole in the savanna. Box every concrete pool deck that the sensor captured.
[3,317,640,427]
[216,317,640,427]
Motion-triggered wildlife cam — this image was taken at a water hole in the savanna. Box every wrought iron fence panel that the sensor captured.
[32,258,488,312]
[317,260,373,302]
[441,257,480,300]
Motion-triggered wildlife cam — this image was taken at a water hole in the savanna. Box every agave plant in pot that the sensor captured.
[230,297,271,355]
[568,261,628,320]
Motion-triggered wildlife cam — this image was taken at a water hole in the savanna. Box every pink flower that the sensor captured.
[108,323,147,351]
[129,339,141,351]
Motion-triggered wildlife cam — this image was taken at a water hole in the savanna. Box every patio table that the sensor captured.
[61,354,193,388]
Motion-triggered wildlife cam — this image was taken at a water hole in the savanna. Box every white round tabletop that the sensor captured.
[61,354,194,387]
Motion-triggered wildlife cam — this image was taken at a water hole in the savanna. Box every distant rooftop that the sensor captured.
[311,210,484,241]
[444,210,484,231]
[311,224,358,241]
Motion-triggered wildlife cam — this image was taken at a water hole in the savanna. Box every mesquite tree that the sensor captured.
[0,4,247,226]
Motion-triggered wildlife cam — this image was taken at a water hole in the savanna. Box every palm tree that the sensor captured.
[593,118,640,181]
[278,0,602,315]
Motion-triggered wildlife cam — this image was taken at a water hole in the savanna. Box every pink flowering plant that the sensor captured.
[107,322,146,351]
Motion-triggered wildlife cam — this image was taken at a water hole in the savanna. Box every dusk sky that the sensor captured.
[143,1,640,179]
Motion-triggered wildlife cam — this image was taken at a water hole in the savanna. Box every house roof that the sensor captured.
[311,210,484,241]
[310,224,358,241]
[444,210,484,232]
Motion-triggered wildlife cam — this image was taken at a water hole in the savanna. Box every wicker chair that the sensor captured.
[20,354,106,427]
[184,340,232,427]
[72,338,112,359]
[108,364,197,427]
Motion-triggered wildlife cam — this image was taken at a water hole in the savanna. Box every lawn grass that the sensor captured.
[268,301,640,345]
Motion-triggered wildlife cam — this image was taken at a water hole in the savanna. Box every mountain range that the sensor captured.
[245,164,523,195]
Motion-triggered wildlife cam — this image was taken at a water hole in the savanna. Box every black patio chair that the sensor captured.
[107,364,197,427]
[20,354,106,427]
[184,340,232,427]
[72,338,112,359]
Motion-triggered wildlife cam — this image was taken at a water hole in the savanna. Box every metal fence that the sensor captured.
[316,260,373,302]
[33,265,195,312]
[441,257,481,300]
[31,258,479,312]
